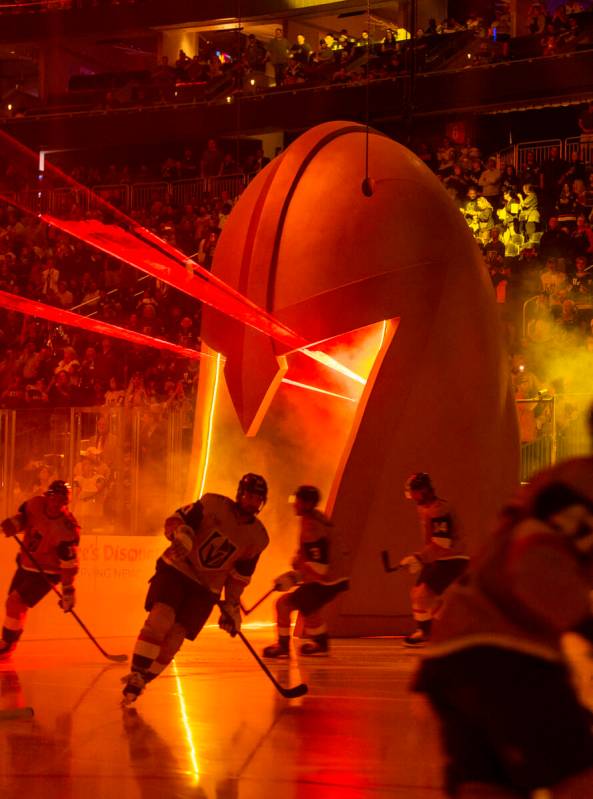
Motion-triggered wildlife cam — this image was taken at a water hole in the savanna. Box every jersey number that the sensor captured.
[27,531,43,553]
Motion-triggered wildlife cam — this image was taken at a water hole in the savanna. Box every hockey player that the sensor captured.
[413,457,593,798]
[263,485,349,658]
[122,473,269,704]
[400,473,469,646]
[0,480,80,658]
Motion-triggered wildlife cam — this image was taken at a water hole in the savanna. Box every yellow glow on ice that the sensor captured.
[172,659,200,782]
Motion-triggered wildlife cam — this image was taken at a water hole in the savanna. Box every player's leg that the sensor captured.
[300,608,329,656]
[262,594,293,658]
[123,601,177,703]
[144,621,187,681]
[0,568,58,657]
[405,581,437,645]
[0,591,28,657]
[148,585,216,680]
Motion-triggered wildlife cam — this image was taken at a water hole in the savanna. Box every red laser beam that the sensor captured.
[0,130,365,384]
[0,290,206,361]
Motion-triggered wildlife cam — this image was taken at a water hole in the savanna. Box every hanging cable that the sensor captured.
[235,0,242,172]
[362,0,374,197]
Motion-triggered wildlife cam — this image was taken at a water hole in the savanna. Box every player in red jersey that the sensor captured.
[0,480,80,658]
[263,485,349,658]
[400,473,469,646]
[413,456,593,797]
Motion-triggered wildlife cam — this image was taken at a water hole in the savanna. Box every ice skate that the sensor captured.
[403,629,429,647]
[121,671,147,705]
[0,640,15,660]
[300,634,329,656]
[262,641,289,659]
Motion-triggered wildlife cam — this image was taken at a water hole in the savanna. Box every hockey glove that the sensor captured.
[1,517,19,537]
[399,555,423,575]
[274,570,301,592]
[218,600,241,637]
[59,586,76,613]
[169,525,195,559]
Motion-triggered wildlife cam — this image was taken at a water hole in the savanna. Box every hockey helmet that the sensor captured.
[45,480,71,500]
[404,472,433,499]
[294,485,321,506]
[237,473,268,504]
[522,457,593,553]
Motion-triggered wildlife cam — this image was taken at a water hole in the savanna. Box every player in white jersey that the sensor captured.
[399,473,469,646]
[263,485,349,658]
[0,480,80,658]
[122,473,269,704]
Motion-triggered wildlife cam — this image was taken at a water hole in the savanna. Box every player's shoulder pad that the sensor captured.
[199,493,232,513]
[27,495,44,512]
[311,509,333,528]
[176,499,204,529]
[251,517,270,550]
[432,497,454,516]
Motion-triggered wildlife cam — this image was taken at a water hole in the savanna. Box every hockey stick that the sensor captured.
[215,600,308,699]
[0,706,34,720]
[381,550,400,573]
[241,587,277,616]
[12,534,127,663]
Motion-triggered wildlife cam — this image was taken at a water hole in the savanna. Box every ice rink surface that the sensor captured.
[0,629,448,799]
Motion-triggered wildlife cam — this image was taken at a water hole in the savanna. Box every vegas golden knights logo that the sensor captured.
[198,531,237,569]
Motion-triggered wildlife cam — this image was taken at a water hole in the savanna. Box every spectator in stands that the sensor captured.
[541,22,559,56]
[175,50,191,79]
[200,139,224,179]
[540,256,567,297]
[436,137,457,176]
[570,255,593,295]
[541,146,567,214]
[555,181,578,227]
[179,148,199,180]
[476,195,495,240]
[54,279,74,308]
[539,217,572,260]
[580,172,593,215]
[266,28,291,87]
[484,227,505,259]
[572,214,593,257]
[104,376,125,406]
[47,370,73,406]
[444,164,469,203]
[464,186,480,231]
[527,1,547,34]
[245,34,267,73]
[54,346,80,375]
[519,183,540,239]
[124,372,148,407]
[41,259,60,297]
[500,164,520,197]
[519,150,542,188]
[579,101,593,155]
[291,34,312,65]
[558,150,588,187]
[478,157,501,201]
[381,29,398,52]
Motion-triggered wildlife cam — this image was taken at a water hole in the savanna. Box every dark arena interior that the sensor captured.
[1,0,593,797]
